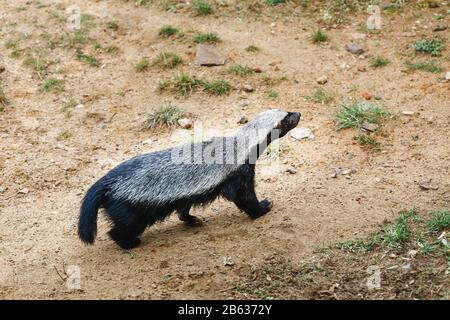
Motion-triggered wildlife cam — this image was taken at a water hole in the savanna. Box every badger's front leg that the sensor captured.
[222,164,272,219]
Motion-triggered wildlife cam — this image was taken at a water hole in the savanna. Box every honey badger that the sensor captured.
[78,109,300,249]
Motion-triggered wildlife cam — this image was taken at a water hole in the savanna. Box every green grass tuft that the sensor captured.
[194,32,219,44]
[106,21,119,31]
[305,88,334,104]
[245,45,260,53]
[312,30,328,43]
[203,79,231,95]
[227,64,255,77]
[147,105,184,128]
[40,78,62,92]
[427,209,450,233]
[266,90,278,100]
[76,51,99,67]
[159,25,179,38]
[192,0,213,15]
[370,56,390,68]
[153,52,182,69]
[266,0,285,6]
[334,101,390,130]
[135,59,150,72]
[405,60,442,73]
[355,134,381,152]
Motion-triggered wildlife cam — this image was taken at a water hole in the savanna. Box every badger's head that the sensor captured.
[274,111,301,137]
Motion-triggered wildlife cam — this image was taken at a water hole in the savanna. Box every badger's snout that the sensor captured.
[287,112,301,129]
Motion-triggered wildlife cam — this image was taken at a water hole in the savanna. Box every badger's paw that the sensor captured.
[183,215,204,227]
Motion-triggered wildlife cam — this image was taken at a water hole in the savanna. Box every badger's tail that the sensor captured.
[78,181,107,244]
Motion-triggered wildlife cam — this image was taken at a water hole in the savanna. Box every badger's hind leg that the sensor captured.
[105,202,149,250]
[177,205,203,227]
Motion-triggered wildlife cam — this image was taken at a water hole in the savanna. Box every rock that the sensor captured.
[419,181,438,190]
[361,91,372,100]
[290,127,314,140]
[361,120,378,132]
[316,76,328,85]
[357,66,367,72]
[402,111,415,116]
[428,1,439,8]
[374,94,382,100]
[340,63,350,70]
[241,84,254,93]
[195,44,225,66]
[0,65,5,73]
[237,115,248,124]
[223,256,234,267]
[178,118,193,129]
[345,43,364,55]
[389,253,397,259]
[433,25,447,32]
[18,188,29,194]
[402,31,417,37]
[341,168,357,175]
[142,138,153,145]
[285,166,296,174]
[445,71,450,81]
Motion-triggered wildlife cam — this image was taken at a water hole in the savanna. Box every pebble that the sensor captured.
[142,138,153,145]
[407,250,418,258]
[195,44,225,66]
[290,127,314,140]
[316,76,328,84]
[361,121,378,132]
[223,256,234,267]
[445,71,450,81]
[237,115,248,124]
[374,94,382,100]
[178,118,193,129]
[402,111,415,116]
[0,65,5,73]
[241,84,254,93]
[18,188,29,194]
[285,166,297,174]
[361,91,372,100]
[345,43,364,55]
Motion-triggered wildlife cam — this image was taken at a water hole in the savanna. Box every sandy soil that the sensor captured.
[0,0,449,299]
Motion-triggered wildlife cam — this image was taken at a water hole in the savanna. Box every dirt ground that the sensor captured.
[0,0,449,299]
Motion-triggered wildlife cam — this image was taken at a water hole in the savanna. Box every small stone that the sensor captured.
[223,256,234,267]
[340,63,350,70]
[341,168,356,175]
[0,65,5,73]
[361,91,372,100]
[178,118,193,129]
[290,127,314,140]
[142,138,153,145]
[419,181,438,190]
[241,84,254,93]
[237,115,248,124]
[445,71,450,81]
[389,253,397,259]
[195,44,225,66]
[402,111,415,116]
[345,43,364,55]
[357,66,367,72]
[361,121,378,132]
[316,76,328,85]
[285,166,296,174]
[374,94,382,100]
[433,25,447,32]
[402,31,417,37]
[18,188,29,194]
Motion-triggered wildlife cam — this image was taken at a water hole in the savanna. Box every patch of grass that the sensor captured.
[153,52,182,69]
[305,88,334,104]
[76,51,99,67]
[370,56,390,68]
[405,60,442,73]
[266,0,285,6]
[380,208,417,250]
[57,130,72,141]
[203,79,231,95]
[334,101,390,130]
[40,78,62,92]
[106,21,119,31]
[158,25,179,38]
[355,134,381,152]
[427,209,450,233]
[160,74,231,96]
[245,45,260,53]
[266,90,278,100]
[135,59,150,72]
[104,45,119,54]
[261,75,287,86]
[192,0,213,16]
[147,105,184,128]
[73,29,89,44]
[227,64,255,77]
[194,32,219,44]
[312,30,328,43]
[335,239,373,253]
[61,99,77,117]
[23,54,47,77]
[414,39,444,57]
